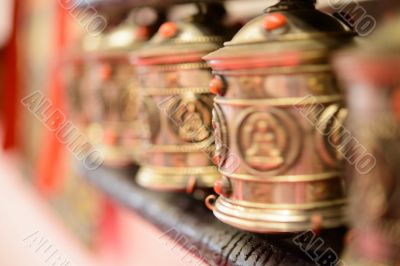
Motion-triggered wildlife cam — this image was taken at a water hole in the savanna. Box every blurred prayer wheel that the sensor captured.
[203,0,354,232]
[334,14,400,265]
[65,52,87,130]
[134,8,227,191]
[82,16,154,166]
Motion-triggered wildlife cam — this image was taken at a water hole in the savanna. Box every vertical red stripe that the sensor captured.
[36,1,68,195]
[2,0,19,150]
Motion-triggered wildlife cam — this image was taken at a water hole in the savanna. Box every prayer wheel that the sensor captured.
[203,0,354,232]
[134,6,228,191]
[335,12,400,265]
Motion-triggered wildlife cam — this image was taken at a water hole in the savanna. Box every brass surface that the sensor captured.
[137,165,219,191]
[204,0,353,232]
[135,17,226,191]
[213,196,346,233]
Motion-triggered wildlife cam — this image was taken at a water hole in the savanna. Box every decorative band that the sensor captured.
[221,197,347,210]
[140,165,218,175]
[218,170,342,182]
[172,36,223,44]
[212,65,333,76]
[224,32,354,46]
[145,143,215,153]
[141,87,211,96]
[139,62,210,72]
[214,94,343,107]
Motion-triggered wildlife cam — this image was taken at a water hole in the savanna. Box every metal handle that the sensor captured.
[204,195,217,211]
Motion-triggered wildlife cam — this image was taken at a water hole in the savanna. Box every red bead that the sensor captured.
[212,154,220,165]
[311,214,323,235]
[263,13,287,31]
[159,22,177,38]
[104,129,117,145]
[99,64,112,80]
[136,26,149,40]
[209,77,224,95]
[214,179,223,195]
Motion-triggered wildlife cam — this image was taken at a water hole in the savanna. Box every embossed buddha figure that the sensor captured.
[179,101,210,142]
[245,119,284,170]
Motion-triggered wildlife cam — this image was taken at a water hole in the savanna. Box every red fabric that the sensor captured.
[34,1,122,253]
[2,0,19,151]
[34,1,122,252]
[35,1,68,195]
[98,200,122,251]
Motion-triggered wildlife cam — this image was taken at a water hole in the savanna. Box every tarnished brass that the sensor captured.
[134,11,226,191]
[81,18,151,166]
[334,13,400,266]
[203,0,354,232]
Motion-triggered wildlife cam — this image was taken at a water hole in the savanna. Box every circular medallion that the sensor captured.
[237,108,301,175]
[315,104,347,169]
[166,95,213,143]
[212,103,229,167]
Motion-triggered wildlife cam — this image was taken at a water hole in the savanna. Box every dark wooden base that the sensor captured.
[77,163,346,266]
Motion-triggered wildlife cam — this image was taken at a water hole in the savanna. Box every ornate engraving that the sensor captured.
[315,104,347,169]
[96,63,137,123]
[138,96,160,143]
[166,95,213,143]
[308,178,343,202]
[307,74,337,95]
[212,103,229,166]
[237,108,301,175]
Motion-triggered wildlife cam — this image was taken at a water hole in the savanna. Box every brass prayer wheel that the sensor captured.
[82,18,151,166]
[334,14,400,266]
[203,0,354,232]
[134,9,226,191]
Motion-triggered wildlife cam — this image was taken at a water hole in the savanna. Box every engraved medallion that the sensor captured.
[166,95,213,143]
[237,108,301,175]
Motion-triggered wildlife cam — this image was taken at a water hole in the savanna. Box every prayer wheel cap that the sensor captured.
[78,11,153,59]
[102,24,148,51]
[82,23,149,59]
[204,0,354,70]
[136,20,223,65]
[335,13,400,84]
